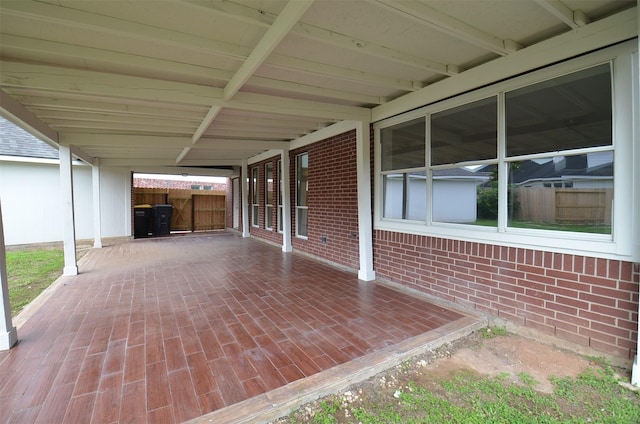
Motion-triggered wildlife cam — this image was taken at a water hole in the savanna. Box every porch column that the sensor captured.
[631,11,640,387]
[355,120,375,281]
[280,150,292,252]
[60,145,78,276]
[0,198,18,350]
[92,158,102,248]
[241,159,250,237]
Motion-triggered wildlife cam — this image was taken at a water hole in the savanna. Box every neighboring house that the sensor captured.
[512,152,614,189]
[384,168,490,223]
[0,117,131,245]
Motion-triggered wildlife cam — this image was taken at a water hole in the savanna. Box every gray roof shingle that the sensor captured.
[0,116,59,160]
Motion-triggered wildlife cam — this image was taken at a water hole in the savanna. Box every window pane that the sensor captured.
[506,64,612,157]
[251,167,258,204]
[297,208,308,237]
[278,160,283,206]
[431,97,497,165]
[434,166,496,225]
[508,152,613,234]
[266,205,273,229]
[252,205,259,226]
[266,163,274,205]
[383,172,426,220]
[381,117,425,171]
[297,154,308,207]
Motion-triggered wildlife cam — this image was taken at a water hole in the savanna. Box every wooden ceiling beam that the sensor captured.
[373,0,522,55]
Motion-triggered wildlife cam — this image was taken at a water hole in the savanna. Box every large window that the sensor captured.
[251,166,259,227]
[377,59,618,241]
[296,153,308,238]
[265,162,274,230]
[505,63,613,234]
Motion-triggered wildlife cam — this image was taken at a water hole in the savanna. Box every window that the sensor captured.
[265,162,274,230]
[431,97,497,225]
[251,166,259,227]
[381,118,426,220]
[505,63,613,234]
[376,49,627,250]
[296,153,308,238]
[278,159,283,233]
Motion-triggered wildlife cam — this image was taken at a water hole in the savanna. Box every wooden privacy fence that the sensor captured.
[133,188,226,232]
[514,187,612,224]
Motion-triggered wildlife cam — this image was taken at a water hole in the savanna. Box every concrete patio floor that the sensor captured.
[0,232,484,423]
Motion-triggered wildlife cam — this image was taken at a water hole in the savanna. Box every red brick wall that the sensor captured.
[249,157,283,245]
[374,230,640,360]
[290,130,360,269]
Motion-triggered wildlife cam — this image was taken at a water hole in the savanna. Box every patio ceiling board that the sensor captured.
[0,0,635,174]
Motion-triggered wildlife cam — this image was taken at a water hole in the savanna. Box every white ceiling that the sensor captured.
[0,0,636,176]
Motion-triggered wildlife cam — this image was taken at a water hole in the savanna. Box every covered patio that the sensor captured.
[0,233,483,423]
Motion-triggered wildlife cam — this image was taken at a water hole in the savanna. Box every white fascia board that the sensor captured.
[0,155,89,167]
[373,6,638,123]
[247,150,283,165]
[289,120,364,150]
[132,166,234,178]
[0,89,59,147]
[247,118,372,164]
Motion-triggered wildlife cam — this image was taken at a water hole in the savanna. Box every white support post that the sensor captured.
[280,150,293,252]
[631,12,639,386]
[59,145,78,276]
[92,158,103,248]
[241,159,250,238]
[355,120,376,281]
[0,198,18,351]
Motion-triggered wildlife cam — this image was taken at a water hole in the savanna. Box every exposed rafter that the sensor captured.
[0,0,249,60]
[0,61,369,121]
[187,0,314,163]
[223,0,314,101]
[373,0,522,55]
[184,0,456,76]
[534,0,590,29]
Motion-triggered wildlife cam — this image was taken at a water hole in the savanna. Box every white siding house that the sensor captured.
[0,117,131,245]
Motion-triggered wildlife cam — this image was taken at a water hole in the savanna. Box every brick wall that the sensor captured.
[249,157,283,245]
[290,130,360,270]
[374,230,640,360]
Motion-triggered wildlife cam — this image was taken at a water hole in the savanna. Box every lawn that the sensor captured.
[5,248,64,316]
[275,329,640,424]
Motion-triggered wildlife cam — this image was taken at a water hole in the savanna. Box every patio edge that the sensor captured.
[185,314,487,424]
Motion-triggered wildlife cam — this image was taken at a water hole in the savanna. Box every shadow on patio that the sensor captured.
[0,232,484,423]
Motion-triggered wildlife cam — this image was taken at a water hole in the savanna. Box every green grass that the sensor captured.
[5,248,64,316]
[299,363,640,424]
[470,219,610,234]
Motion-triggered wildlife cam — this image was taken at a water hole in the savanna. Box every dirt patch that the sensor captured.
[272,330,614,423]
[425,331,589,393]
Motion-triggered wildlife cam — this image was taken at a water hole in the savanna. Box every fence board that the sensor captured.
[133,188,225,232]
[514,187,612,224]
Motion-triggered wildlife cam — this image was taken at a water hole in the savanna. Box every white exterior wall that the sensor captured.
[99,167,132,238]
[0,159,131,245]
[433,180,478,223]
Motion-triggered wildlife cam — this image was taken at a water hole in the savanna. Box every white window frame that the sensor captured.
[251,166,259,228]
[265,162,274,231]
[374,42,637,260]
[296,153,309,239]
[277,159,284,234]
